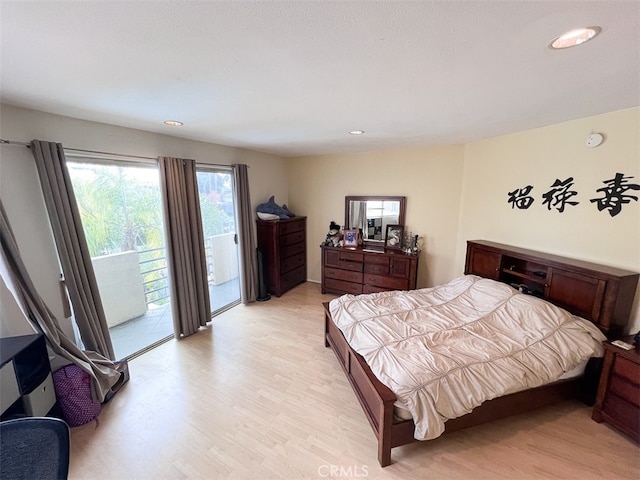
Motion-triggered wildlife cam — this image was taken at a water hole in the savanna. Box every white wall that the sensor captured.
[0,104,288,337]
[287,145,465,289]
[0,249,37,337]
[92,251,147,327]
[457,107,640,332]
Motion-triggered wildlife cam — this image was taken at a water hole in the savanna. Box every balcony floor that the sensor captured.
[109,278,240,359]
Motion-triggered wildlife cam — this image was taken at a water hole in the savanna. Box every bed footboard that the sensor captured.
[323,302,415,466]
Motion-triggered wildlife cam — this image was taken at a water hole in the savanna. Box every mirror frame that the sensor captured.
[345,195,406,249]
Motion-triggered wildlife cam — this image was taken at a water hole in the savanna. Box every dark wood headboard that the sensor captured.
[464,240,639,339]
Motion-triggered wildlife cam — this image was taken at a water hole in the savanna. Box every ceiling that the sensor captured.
[1,1,638,158]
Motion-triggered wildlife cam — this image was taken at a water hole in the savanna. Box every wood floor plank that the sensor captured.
[69,282,639,479]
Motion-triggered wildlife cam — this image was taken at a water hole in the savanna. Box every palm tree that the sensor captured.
[68,163,163,256]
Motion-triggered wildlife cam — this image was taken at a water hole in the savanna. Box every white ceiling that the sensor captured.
[1,1,638,157]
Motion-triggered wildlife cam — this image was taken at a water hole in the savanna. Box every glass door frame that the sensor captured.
[195,163,241,316]
[65,152,174,359]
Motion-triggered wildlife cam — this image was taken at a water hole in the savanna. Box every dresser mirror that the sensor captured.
[345,196,406,249]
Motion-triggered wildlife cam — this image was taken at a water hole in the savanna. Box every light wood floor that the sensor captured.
[69,282,639,479]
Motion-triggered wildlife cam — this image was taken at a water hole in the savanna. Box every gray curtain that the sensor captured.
[350,202,368,238]
[233,164,258,303]
[158,157,211,337]
[0,199,120,401]
[30,140,115,360]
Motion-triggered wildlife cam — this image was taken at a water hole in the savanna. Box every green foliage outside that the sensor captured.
[68,163,234,306]
[69,163,164,256]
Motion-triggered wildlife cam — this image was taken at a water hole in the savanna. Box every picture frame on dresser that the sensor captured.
[385,225,403,250]
[343,229,359,248]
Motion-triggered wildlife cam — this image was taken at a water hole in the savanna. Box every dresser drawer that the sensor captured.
[281,252,305,274]
[339,250,364,263]
[324,249,364,271]
[324,249,340,268]
[22,372,56,417]
[613,356,640,386]
[364,273,407,291]
[338,259,363,273]
[325,278,363,295]
[281,241,305,258]
[280,265,305,292]
[603,393,640,434]
[279,219,305,235]
[592,340,640,442]
[325,267,363,283]
[280,231,304,246]
[390,256,413,278]
[363,284,388,294]
[364,263,389,275]
[320,245,418,296]
[364,254,389,266]
[609,375,640,407]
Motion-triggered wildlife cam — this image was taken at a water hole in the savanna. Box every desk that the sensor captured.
[0,334,57,419]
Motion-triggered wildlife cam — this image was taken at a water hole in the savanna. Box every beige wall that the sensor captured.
[288,107,639,333]
[287,145,465,289]
[457,107,640,332]
[0,104,288,336]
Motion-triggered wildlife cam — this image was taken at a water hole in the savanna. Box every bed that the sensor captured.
[323,240,639,466]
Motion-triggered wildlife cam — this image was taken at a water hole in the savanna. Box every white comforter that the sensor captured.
[329,275,606,440]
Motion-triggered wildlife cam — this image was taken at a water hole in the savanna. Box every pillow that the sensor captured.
[257,212,280,220]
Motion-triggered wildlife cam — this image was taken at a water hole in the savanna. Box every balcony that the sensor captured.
[94,234,240,359]
[108,278,240,359]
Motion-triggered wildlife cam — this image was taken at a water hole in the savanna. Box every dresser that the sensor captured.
[256,216,307,297]
[592,337,640,442]
[320,245,418,295]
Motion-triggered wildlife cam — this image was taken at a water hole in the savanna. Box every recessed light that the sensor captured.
[163,120,183,126]
[549,27,601,49]
[349,130,365,135]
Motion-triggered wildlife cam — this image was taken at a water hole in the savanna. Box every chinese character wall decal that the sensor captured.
[590,172,639,217]
[507,185,535,209]
[542,177,579,212]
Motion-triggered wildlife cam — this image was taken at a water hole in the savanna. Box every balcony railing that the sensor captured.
[137,233,237,308]
[93,233,238,329]
[138,246,170,306]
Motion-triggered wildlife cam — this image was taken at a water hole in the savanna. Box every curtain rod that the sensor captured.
[0,138,238,168]
[0,139,30,147]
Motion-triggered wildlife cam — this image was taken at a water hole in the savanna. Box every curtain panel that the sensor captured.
[30,140,115,360]
[0,199,120,401]
[233,164,258,303]
[158,157,211,337]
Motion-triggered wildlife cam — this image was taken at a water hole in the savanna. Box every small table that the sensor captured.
[592,336,640,442]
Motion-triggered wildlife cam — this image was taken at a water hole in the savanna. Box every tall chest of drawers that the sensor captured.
[320,245,418,295]
[257,217,307,297]
[592,337,640,442]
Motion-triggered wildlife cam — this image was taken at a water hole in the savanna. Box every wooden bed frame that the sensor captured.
[323,240,639,467]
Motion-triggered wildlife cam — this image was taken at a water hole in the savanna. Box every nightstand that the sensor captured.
[592,336,640,442]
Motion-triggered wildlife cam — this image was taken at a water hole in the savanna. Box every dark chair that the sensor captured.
[0,416,70,480]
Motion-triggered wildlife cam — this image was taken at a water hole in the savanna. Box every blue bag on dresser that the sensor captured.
[52,364,102,427]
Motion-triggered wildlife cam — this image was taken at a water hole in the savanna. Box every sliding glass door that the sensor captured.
[67,158,173,359]
[66,158,240,358]
[196,167,241,313]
